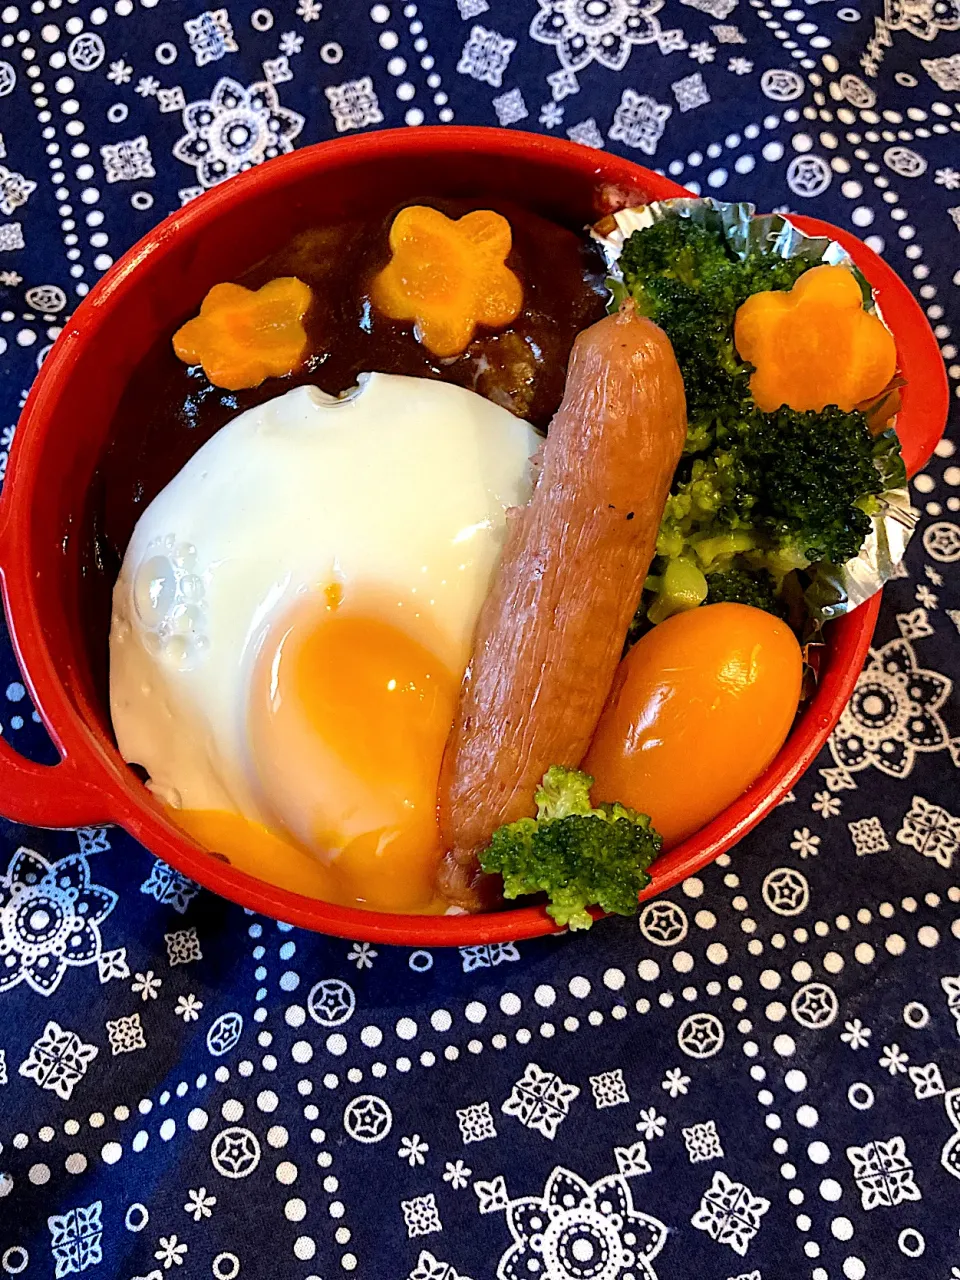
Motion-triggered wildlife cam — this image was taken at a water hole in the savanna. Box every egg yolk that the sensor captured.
[583,604,802,847]
[173,808,341,900]
[175,602,456,913]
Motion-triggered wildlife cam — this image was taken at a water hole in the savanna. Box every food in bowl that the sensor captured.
[104,193,911,928]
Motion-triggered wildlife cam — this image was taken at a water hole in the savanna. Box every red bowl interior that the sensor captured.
[0,127,948,944]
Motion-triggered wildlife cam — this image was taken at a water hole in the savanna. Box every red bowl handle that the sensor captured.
[0,559,115,830]
[0,722,109,829]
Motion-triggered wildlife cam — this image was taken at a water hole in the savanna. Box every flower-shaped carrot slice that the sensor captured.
[371,206,523,358]
[734,263,897,413]
[173,277,313,390]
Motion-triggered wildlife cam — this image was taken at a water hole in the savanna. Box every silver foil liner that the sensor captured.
[591,197,916,627]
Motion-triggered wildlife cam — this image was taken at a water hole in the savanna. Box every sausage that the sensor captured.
[437,303,688,909]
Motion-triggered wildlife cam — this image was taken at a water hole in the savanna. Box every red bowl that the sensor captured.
[0,127,948,944]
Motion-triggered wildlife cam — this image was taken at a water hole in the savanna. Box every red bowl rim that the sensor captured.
[1,126,949,945]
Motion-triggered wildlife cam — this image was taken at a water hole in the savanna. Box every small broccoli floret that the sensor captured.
[705,567,788,619]
[534,763,595,818]
[478,766,662,930]
[657,449,757,560]
[737,406,882,565]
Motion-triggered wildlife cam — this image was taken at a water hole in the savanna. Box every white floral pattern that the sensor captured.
[184,9,239,66]
[0,848,117,996]
[443,1160,473,1190]
[636,1105,668,1137]
[48,1202,103,1278]
[460,943,519,972]
[614,1139,651,1176]
[402,1194,443,1239]
[682,1120,724,1163]
[896,794,960,867]
[348,941,378,969]
[842,1019,873,1049]
[671,71,711,111]
[847,1136,922,1208]
[691,1172,770,1255]
[589,1068,630,1108]
[165,928,202,965]
[530,0,665,72]
[324,77,384,132]
[941,975,960,1037]
[96,946,129,983]
[175,993,203,1021]
[106,1012,147,1054]
[18,1021,98,1100]
[0,166,37,216]
[457,25,516,87]
[0,222,25,251]
[502,1063,580,1140]
[184,1188,217,1221]
[100,136,156,184]
[829,638,955,780]
[496,1165,667,1280]
[661,1068,690,1097]
[942,1089,960,1181]
[474,1176,510,1215]
[398,1134,430,1167]
[457,1102,498,1143]
[174,77,304,188]
[493,88,529,126]
[567,118,605,148]
[848,815,890,855]
[140,863,198,913]
[908,1061,944,1099]
[408,1253,472,1280]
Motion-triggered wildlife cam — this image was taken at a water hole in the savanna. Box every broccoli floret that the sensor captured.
[656,407,882,571]
[478,766,661,931]
[657,449,757,561]
[737,406,882,565]
[705,567,788,619]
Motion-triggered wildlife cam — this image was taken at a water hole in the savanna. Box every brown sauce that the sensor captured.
[83,199,608,711]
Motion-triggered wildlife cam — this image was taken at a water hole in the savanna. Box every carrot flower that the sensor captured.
[734,263,897,413]
[173,277,313,390]
[371,206,523,358]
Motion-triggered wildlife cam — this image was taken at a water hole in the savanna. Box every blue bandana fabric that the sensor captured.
[0,2,959,1278]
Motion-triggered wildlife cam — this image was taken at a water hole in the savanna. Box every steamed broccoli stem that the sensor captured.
[645,555,708,625]
[478,766,662,931]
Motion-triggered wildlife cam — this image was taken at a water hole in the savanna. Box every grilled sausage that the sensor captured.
[437,303,687,909]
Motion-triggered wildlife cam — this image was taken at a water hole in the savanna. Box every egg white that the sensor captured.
[109,373,540,831]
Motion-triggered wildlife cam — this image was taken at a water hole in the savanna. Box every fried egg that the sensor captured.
[110,373,540,911]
